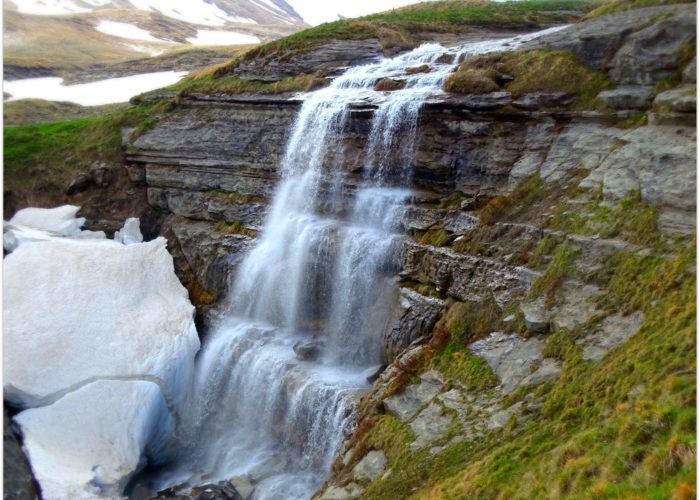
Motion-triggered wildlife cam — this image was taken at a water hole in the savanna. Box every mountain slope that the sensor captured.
[4,0,306,80]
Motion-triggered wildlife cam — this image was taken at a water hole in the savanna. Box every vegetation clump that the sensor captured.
[418,227,452,246]
[206,190,266,204]
[431,344,500,391]
[530,242,580,303]
[478,174,547,225]
[170,72,328,96]
[446,297,502,345]
[214,220,257,237]
[446,50,612,109]
[4,102,170,193]
[549,190,663,247]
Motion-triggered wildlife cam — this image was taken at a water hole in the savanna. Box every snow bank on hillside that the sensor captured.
[4,236,199,407]
[129,0,257,26]
[4,71,186,106]
[15,380,173,500]
[187,29,260,45]
[95,20,161,42]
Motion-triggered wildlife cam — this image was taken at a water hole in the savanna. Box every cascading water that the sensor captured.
[147,26,566,500]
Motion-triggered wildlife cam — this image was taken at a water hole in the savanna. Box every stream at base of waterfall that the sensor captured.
[143,26,566,500]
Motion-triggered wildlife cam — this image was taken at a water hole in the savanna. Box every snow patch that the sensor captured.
[9,205,85,236]
[9,0,91,15]
[186,29,260,46]
[127,0,257,26]
[95,20,161,42]
[15,380,173,500]
[3,71,187,106]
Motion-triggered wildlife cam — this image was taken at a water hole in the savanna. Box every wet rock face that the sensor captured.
[383,288,443,363]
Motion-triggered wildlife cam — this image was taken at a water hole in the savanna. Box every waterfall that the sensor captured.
[148,26,567,500]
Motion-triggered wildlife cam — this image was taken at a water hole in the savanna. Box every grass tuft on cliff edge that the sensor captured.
[445,50,613,108]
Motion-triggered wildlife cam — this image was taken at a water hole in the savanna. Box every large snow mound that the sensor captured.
[15,380,173,500]
[3,236,200,407]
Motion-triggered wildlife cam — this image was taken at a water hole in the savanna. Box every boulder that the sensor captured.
[405,64,431,75]
[520,358,562,387]
[228,476,254,500]
[90,162,110,188]
[578,311,644,361]
[293,340,323,361]
[511,92,573,110]
[66,172,92,196]
[653,85,697,113]
[608,9,696,84]
[384,370,443,421]
[14,380,173,500]
[579,125,696,233]
[409,402,454,450]
[383,288,443,363]
[374,78,406,91]
[520,298,549,334]
[319,483,363,500]
[487,402,522,430]
[3,237,199,408]
[597,86,654,110]
[352,450,387,481]
[523,5,694,71]
[470,333,547,394]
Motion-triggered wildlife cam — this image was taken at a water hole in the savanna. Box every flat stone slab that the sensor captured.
[352,450,387,481]
[578,311,644,361]
[384,370,443,421]
[409,402,454,450]
[598,86,654,110]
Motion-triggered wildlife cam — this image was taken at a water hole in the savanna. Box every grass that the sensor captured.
[3,99,127,126]
[214,220,257,237]
[431,344,500,391]
[446,297,502,345]
[585,0,695,18]
[446,50,613,109]
[549,190,663,247]
[360,240,696,500]
[478,174,547,225]
[418,227,452,247]
[168,73,328,96]
[529,242,580,303]
[4,102,170,194]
